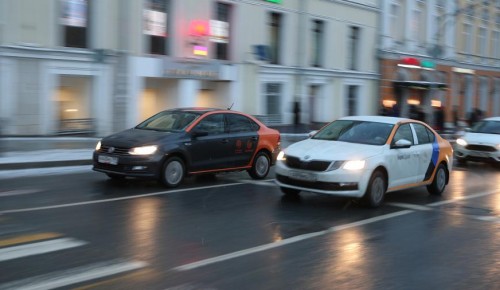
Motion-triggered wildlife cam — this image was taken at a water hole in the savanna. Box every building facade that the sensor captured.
[379,0,500,130]
[0,0,379,136]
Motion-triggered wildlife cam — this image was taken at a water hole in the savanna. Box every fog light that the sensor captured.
[132,166,147,170]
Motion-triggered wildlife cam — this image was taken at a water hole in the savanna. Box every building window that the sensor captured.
[493,31,500,59]
[211,2,231,60]
[390,3,400,41]
[346,86,358,116]
[60,0,89,48]
[311,20,324,67]
[265,83,281,116]
[348,26,360,70]
[478,27,487,57]
[269,12,282,65]
[463,23,472,54]
[144,0,168,55]
[413,6,426,46]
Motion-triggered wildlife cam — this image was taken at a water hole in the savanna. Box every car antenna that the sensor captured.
[227,102,234,110]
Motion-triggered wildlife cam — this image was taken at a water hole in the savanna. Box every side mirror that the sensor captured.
[308,130,318,138]
[391,139,412,149]
[465,127,471,132]
[191,130,209,138]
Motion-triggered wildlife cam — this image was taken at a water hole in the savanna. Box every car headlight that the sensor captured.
[95,141,101,151]
[343,160,366,171]
[456,138,467,146]
[277,151,286,161]
[129,145,158,155]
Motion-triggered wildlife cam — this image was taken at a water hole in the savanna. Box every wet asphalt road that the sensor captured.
[0,163,499,290]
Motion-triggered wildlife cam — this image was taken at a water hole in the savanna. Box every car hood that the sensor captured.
[102,128,181,147]
[284,139,384,161]
[462,132,500,145]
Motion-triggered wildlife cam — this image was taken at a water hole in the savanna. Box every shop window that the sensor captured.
[60,0,89,48]
[144,0,169,55]
[311,20,324,67]
[212,2,231,60]
[348,26,360,70]
[269,12,282,65]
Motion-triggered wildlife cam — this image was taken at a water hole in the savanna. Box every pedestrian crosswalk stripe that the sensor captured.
[0,232,62,248]
[0,259,147,290]
[0,237,87,262]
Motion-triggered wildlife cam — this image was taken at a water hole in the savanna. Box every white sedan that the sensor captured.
[275,116,454,208]
[455,117,500,167]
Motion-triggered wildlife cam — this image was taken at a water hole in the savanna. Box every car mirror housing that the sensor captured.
[391,139,412,149]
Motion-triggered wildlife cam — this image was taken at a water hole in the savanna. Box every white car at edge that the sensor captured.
[455,117,500,167]
[275,116,454,208]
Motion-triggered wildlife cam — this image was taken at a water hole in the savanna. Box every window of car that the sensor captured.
[412,123,435,144]
[470,120,500,134]
[392,123,414,145]
[312,120,394,145]
[194,114,225,135]
[136,111,200,131]
[226,114,259,133]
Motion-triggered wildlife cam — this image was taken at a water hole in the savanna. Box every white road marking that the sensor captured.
[0,189,41,197]
[173,210,413,271]
[386,202,434,211]
[426,190,500,207]
[0,238,87,262]
[236,179,276,187]
[0,259,147,290]
[472,216,500,223]
[0,182,244,215]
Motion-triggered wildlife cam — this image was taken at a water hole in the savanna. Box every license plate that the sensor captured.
[98,155,118,165]
[289,171,317,182]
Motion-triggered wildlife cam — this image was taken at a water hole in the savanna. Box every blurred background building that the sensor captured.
[379,0,500,129]
[0,0,378,136]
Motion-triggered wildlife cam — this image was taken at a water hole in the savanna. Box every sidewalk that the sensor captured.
[0,137,99,170]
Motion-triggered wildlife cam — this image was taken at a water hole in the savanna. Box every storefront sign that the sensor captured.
[452,67,475,74]
[164,59,220,80]
[143,9,167,37]
[210,20,229,43]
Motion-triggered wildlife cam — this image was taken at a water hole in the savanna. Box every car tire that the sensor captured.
[106,173,125,180]
[361,170,386,208]
[248,151,270,179]
[280,187,300,197]
[427,163,448,195]
[160,156,185,188]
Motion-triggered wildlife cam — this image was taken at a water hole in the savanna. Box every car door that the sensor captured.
[386,123,420,188]
[225,113,259,167]
[411,123,437,182]
[188,113,231,172]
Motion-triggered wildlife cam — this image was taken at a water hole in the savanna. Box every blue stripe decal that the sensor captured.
[431,139,439,166]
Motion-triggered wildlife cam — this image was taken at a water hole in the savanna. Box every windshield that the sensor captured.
[312,120,394,145]
[470,120,500,135]
[135,111,201,131]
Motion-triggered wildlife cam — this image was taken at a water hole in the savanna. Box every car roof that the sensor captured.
[339,115,413,125]
[167,107,221,114]
[483,116,500,121]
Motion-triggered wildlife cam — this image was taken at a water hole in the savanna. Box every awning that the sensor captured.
[394,81,447,90]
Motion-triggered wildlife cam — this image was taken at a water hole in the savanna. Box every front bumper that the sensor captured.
[92,151,164,178]
[274,161,370,198]
[454,146,500,163]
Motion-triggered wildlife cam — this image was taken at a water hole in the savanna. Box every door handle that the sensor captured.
[250,136,258,141]
[221,139,229,144]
